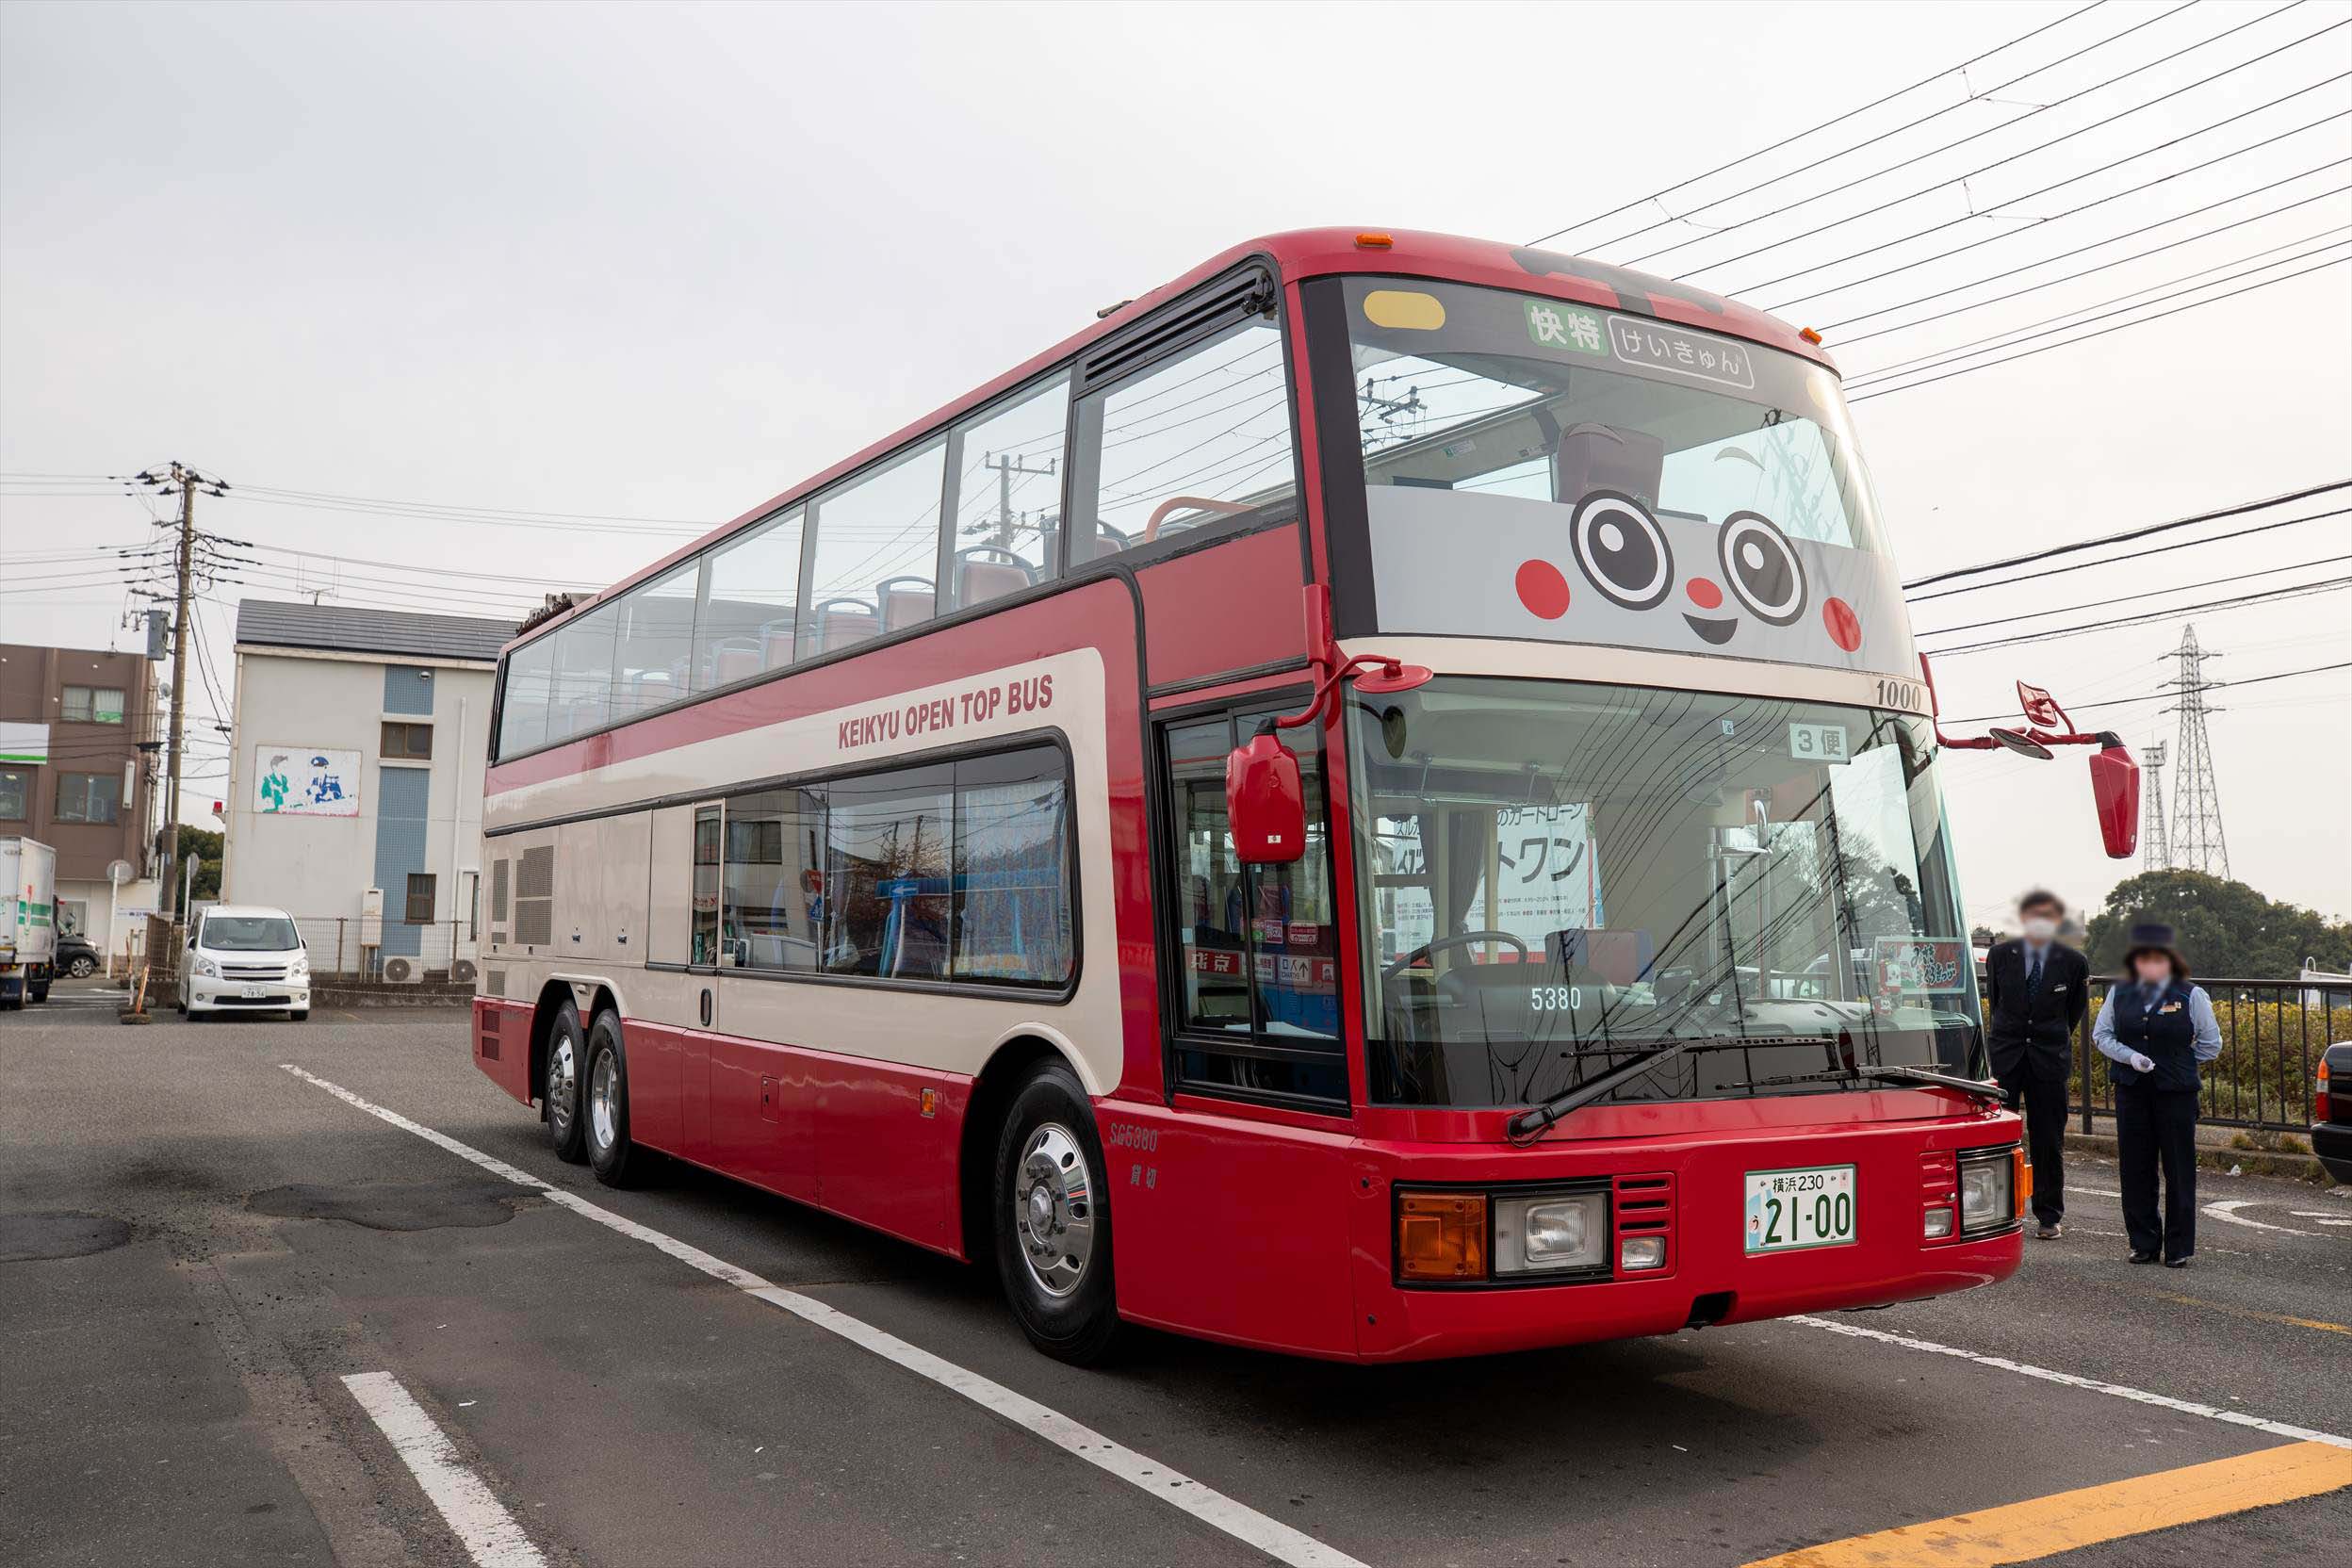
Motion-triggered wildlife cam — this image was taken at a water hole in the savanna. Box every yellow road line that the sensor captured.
[2151,1290,2352,1337]
[1744,1440,2352,1568]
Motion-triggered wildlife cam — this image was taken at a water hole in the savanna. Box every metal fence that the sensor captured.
[2070,976,2350,1135]
[283,916,476,980]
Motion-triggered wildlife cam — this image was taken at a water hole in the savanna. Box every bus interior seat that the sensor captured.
[1552,423,1665,511]
[815,598,879,652]
[760,619,796,669]
[712,643,760,687]
[958,558,1030,608]
[877,577,935,632]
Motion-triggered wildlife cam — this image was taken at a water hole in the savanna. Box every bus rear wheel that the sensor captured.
[992,1060,1121,1365]
[583,1009,643,1187]
[544,1000,589,1164]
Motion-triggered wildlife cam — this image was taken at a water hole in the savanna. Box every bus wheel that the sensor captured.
[992,1060,1121,1365]
[544,1001,589,1164]
[584,1009,642,1187]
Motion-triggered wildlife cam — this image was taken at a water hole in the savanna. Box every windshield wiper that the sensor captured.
[1727,1063,2008,1105]
[1503,1035,1822,1143]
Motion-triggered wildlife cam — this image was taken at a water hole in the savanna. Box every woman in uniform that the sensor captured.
[2091,921,2222,1267]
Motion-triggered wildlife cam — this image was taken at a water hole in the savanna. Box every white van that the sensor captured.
[179,906,311,1021]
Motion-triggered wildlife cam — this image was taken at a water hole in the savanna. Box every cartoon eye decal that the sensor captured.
[1718,512,1806,626]
[1570,491,1674,611]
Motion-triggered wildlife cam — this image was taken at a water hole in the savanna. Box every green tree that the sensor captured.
[2084,869,2352,979]
[172,825,223,913]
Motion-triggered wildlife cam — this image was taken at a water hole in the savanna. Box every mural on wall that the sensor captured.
[255,746,361,818]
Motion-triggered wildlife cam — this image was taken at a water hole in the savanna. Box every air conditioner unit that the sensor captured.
[450,958,478,986]
[381,955,421,985]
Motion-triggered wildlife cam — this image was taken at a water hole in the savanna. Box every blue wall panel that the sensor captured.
[383,665,434,716]
[372,765,431,959]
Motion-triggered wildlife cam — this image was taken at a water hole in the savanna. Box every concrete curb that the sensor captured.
[2062,1129,2334,1185]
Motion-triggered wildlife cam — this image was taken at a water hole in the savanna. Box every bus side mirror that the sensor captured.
[1227,731,1304,864]
[2087,743,2139,860]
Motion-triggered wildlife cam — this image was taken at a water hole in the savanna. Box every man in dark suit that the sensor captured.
[1984,889,2090,1238]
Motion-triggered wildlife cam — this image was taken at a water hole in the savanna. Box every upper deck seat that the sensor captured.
[877,577,935,632]
[1551,422,1666,511]
[959,559,1029,607]
[711,643,760,687]
[815,598,879,653]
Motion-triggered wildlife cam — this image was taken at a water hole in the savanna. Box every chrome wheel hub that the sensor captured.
[548,1037,577,1135]
[1013,1122,1094,1298]
[589,1048,618,1150]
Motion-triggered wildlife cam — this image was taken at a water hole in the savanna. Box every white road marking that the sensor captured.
[341,1371,548,1568]
[2204,1199,2317,1236]
[1789,1315,2352,1450]
[282,1065,1369,1568]
[2066,1185,2122,1199]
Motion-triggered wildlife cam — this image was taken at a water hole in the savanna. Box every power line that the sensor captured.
[1523,1,2112,248]
[1913,553,2352,638]
[1943,658,2350,724]
[1846,233,2352,384]
[1908,510,2349,604]
[1625,0,2297,270]
[1920,575,2350,656]
[1825,188,2352,343]
[1903,480,2347,587]
[1787,151,2351,316]
[1847,250,2351,399]
[1730,72,2352,299]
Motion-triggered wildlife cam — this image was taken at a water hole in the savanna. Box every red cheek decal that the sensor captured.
[1823,596,1862,652]
[1686,577,1723,610]
[1515,559,1571,620]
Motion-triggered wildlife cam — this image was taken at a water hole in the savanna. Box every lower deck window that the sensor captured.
[704,743,1074,989]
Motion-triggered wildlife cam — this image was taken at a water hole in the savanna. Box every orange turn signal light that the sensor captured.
[1799,326,1824,346]
[1397,1191,1487,1281]
[1355,231,1395,250]
[2014,1147,2030,1217]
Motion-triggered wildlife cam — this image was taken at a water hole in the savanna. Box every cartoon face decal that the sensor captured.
[1569,492,1674,611]
[1364,482,1903,675]
[1717,511,1806,628]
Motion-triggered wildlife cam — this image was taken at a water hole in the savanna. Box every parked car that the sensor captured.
[54,934,102,979]
[2315,1040,2352,1184]
[177,906,311,1021]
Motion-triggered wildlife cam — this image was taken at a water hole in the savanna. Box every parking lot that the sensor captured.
[6,995,2348,1567]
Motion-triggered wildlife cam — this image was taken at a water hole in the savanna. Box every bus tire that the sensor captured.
[992,1060,1121,1366]
[583,1009,643,1187]
[544,999,590,1164]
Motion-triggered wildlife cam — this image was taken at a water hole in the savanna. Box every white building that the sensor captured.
[223,601,510,975]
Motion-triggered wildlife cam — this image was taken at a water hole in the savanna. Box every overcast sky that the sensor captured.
[4,0,2348,929]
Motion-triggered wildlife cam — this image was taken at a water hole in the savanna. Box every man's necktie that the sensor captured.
[2027,953,2043,997]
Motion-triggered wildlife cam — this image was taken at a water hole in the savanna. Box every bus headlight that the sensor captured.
[1957,1149,2014,1234]
[1494,1189,1607,1275]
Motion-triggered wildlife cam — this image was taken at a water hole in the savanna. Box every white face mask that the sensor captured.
[2021,916,2058,943]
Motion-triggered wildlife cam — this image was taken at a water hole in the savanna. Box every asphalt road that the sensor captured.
[5,992,2348,1568]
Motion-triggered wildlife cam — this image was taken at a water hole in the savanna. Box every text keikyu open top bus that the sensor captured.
[471,229,2141,1365]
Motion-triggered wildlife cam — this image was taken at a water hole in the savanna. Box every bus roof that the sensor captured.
[510,227,1836,654]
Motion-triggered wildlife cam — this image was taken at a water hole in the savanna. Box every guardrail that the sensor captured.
[2071,976,2351,1134]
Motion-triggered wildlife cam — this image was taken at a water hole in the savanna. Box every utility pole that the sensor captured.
[134,462,226,915]
[987,453,1058,549]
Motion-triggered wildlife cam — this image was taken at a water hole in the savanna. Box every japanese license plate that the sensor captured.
[240,985,269,999]
[1744,1165,1857,1254]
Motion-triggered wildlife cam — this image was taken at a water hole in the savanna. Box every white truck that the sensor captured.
[1,836,59,1007]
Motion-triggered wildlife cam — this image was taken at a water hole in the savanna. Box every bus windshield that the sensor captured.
[1337,277,1911,678]
[1346,678,1979,1109]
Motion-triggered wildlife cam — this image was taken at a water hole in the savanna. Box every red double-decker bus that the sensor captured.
[471,229,2137,1364]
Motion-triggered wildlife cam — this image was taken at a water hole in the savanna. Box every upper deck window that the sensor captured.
[1322,277,1911,678]
[945,374,1068,611]
[802,441,947,659]
[1070,316,1296,565]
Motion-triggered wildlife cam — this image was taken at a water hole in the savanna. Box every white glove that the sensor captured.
[2128,1052,2156,1073]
